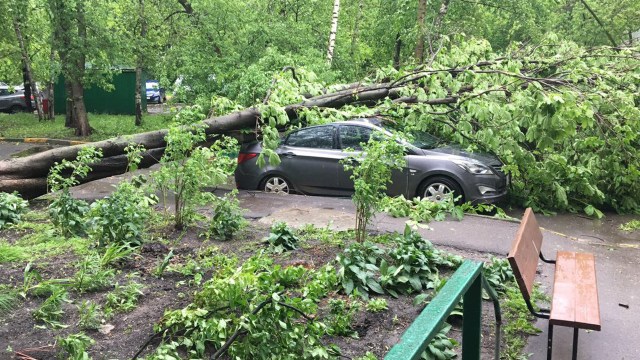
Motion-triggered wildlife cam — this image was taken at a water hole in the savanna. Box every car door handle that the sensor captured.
[283,152,296,157]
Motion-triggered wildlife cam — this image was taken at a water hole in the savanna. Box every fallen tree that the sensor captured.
[1,37,639,214]
[0,82,409,198]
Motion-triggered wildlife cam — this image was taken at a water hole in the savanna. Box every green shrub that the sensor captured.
[365,298,388,313]
[88,181,156,247]
[57,332,94,360]
[326,298,360,337]
[422,323,458,360]
[73,254,116,293]
[266,221,300,253]
[47,147,102,237]
[203,190,246,240]
[49,192,90,237]
[152,107,237,229]
[341,135,406,242]
[104,278,144,316]
[0,192,28,229]
[337,241,385,299]
[32,286,69,329]
[483,257,515,294]
[77,300,103,330]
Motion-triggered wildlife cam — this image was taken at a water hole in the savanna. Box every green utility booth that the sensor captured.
[54,69,147,115]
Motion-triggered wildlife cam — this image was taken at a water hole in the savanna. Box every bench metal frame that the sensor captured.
[385,260,502,360]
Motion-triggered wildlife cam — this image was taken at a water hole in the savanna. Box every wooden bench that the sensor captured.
[507,208,601,360]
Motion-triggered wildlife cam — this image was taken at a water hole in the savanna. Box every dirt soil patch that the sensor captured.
[0,205,513,360]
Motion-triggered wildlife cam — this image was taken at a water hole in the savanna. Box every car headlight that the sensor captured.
[452,160,493,175]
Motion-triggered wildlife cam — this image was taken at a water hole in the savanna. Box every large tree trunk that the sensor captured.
[13,17,44,119]
[327,0,340,64]
[71,81,91,137]
[22,64,33,113]
[64,80,74,128]
[415,0,427,64]
[393,33,402,70]
[135,0,147,127]
[429,0,451,55]
[350,0,363,57]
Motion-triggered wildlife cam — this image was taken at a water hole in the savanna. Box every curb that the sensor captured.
[0,137,87,146]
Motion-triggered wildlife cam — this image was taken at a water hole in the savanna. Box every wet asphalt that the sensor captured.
[2,141,639,359]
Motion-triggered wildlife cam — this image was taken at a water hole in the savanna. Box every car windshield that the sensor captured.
[404,132,444,150]
[374,121,444,150]
[146,82,159,90]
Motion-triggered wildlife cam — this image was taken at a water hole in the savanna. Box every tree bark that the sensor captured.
[22,64,33,113]
[429,0,451,55]
[71,81,91,136]
[327,0,340,64]
[393,33,402,70]
[64,80,74,128]
[415,0,427,64]
[72,0,91,136]
[134,0,147,127]
[47,46,55,120]
[13,16,44,119]
[350,0,363,57]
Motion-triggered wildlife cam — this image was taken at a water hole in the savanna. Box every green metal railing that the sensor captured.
[385,260,502,360]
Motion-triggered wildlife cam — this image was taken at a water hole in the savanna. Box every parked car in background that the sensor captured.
[145,80,166,103]
[235,119,509,204]
[0,84,34,113]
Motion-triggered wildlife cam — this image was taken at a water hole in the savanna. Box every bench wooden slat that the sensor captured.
[507,208,543,301]
[550,251,601,330]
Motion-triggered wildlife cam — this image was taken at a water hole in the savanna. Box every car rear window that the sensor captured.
[285,126,334,149]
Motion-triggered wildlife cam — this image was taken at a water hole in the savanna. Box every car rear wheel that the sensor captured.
[9,105,24,114]
[420,176,464,203]
[261,175,291,194]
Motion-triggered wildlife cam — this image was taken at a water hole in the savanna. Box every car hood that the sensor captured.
[424,145,502,165]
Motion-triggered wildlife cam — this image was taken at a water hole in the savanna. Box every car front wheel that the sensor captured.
[262,175,291,194]
[420,176,464,203]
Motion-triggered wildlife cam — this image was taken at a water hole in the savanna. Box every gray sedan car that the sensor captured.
[234,119,508,204]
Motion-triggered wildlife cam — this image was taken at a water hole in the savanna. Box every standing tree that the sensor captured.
[135,0,148,127]
[2,0,47,120]
[415,0,427,63]
[49,0,91,136]
[327,0,341,64]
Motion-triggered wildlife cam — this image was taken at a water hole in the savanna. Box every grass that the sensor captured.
[0,112,173,142]
[0,218,91,264]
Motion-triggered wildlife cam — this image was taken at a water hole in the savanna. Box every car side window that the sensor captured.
[0,89,8,96]
[285,126,335,149]
[339,125,372,150]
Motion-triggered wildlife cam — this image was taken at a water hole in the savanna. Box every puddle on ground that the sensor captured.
[11,145,55,157]
[508,208,639,245]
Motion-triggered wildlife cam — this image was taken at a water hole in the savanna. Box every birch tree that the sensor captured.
[327,0,340,64]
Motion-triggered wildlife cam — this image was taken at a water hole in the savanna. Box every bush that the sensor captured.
[266,222,300,253]
[203,190,246,240]
[88,181,157,247]
[49,192,90,237]
[47,147,102,237]
[0,192,28,229]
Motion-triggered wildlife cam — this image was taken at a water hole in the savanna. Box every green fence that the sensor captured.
[385,260,502,360]
[54,70,147,115]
